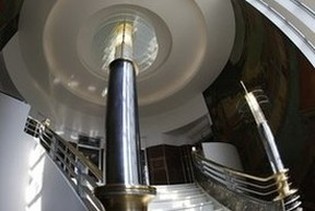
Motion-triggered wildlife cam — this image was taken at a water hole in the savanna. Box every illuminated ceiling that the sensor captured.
[2,0,235,144]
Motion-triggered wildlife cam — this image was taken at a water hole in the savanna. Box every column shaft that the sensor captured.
[105,58,142,185]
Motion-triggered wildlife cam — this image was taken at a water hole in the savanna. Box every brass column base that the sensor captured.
[94,185,156,211]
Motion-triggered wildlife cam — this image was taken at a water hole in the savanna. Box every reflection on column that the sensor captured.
[94,18,156,210]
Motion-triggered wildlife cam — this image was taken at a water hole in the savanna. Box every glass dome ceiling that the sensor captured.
[90,14,159,78]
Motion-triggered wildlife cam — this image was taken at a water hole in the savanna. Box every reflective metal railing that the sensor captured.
[24,117,104,211]
[192,151,302,211]
[193,152,279,198]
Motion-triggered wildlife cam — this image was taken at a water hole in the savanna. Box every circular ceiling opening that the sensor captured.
[43,4,173,105]
[91,13,159,78]
[77,5,172,84]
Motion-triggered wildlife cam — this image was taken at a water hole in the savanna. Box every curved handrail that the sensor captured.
[193,151,302,210]
[192,151,286,210]
[194,168,283,211]
[193,152,279,198]
[25,116,103,181]
[44,127,103,180]
[194,153,278,182]
[24,116,104,211]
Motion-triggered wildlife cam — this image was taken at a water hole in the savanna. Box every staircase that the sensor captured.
[149,183,229,211]
[24,116,301,211]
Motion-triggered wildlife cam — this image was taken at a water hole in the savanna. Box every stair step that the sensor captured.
[155,184,202,194]
[149,183,229,211]
[154,183,196,190]
[151,193,209,204]
[176,202,215,211]
[151,192,208,203]
[156,186,202,192]
[150,196,211,209]
[155,185,198,192]
[150,201,214,211]
[154,190,205,200]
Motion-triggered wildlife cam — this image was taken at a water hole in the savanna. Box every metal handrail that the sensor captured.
[193,152,302,210]
[43,128,103,180]
[194,170,284,211]
[194,153,277,182]
[199,168,279,197]
[25,116,103,181]
[193,152,279,198]
[192,152,287,210]
[24,116,104,211]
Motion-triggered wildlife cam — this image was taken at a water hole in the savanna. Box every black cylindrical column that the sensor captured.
[106,58,142,185]
[95,58,155,211]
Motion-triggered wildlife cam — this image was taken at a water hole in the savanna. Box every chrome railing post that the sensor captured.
[49,136,57,161]
[77,161,87,198]
[240,82,298,202]
[224,170,235,191]
[77,160,89,198]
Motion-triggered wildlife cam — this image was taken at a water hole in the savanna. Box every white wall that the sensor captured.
[0,93,87,211]
[0,92,31,211]
[202,142,243,171]
[140,94,210,148]
[41,153,88,211]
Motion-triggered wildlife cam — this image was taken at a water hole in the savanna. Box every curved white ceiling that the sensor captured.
[3,0,235,142]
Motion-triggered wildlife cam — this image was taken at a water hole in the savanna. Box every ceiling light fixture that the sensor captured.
[92,14,159,78]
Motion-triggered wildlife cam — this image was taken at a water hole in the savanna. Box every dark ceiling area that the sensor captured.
[0,0,23,49]
[203,0,315,210]
[0,0,24,100]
